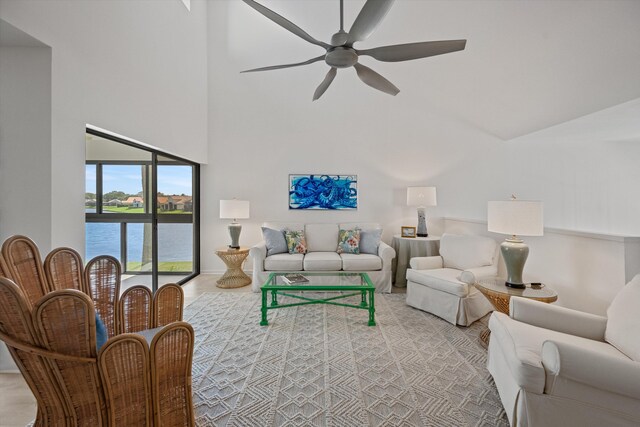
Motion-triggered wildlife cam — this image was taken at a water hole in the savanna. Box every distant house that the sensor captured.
[104,199,122,206]
[157,195,192,212]
[85,199,96,206]
[173,196,193,212]
[124,196,144,208]
[157,196,170,210]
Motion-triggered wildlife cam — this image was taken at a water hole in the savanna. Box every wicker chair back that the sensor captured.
[154,284,184,328]
[33,289,107,425]
[44,247,87,294]
[1,235,48,307]
[85,255,121,338]
[119,285,152,334]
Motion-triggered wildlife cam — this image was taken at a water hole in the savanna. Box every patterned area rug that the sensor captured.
[186,292,508,426]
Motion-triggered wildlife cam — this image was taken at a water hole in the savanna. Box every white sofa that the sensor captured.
[488,274,640,426]
[249,222,395,293]
[405,233,498,326]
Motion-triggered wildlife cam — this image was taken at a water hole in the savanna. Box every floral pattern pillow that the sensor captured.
[337,229,360,254]
[285,229,307,254]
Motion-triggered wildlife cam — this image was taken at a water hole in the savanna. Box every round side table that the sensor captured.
[391,235,440,287]
[215,247,251,288]
[474,277,558,346]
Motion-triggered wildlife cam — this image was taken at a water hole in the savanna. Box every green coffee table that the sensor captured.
[260,272,376,326]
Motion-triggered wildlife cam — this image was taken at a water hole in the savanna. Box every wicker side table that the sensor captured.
[215,247,251,288]
[474,277,558,346]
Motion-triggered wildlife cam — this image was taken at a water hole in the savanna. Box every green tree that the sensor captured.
[85,192,96,199]
[103,191,127,201]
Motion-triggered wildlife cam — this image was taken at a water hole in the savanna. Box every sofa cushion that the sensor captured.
[340,254,382,271]
[303,252,342,271]
[606,274,640,361]
[337,229,360,254]
[262,227,288,256]
[406,268,469,297]
[305,223,339,252]
[359,229,382,255]
[439,233,497,270]
[264,253,304,271]
[284,229,307,254]
[489,312,628,393]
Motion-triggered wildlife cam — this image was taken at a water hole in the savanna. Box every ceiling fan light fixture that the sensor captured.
[325,48,358,68]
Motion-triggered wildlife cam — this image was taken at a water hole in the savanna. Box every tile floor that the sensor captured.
[0,274,406,426]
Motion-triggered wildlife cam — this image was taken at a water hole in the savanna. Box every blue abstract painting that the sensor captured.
[289,174,358,210]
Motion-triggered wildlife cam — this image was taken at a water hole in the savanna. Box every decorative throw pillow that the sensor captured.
[262,227,288,256]
[337,229,360,254]
[95,313,108,351]
[359,229,382,255]
[284,229,307,254]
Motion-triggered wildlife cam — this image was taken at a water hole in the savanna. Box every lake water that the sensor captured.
[86,222,193,263]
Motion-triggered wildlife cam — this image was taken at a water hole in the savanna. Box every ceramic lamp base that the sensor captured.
[228,222,242,249]
[500,238,529,288]
[416,207,428,237]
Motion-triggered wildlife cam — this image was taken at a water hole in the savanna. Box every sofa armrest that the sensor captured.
[409,256,443,270]
[249,241,267,272]
[377,241,395,271]
[458,265,498,285]
[510,297,607,341]
[542,340,640,400]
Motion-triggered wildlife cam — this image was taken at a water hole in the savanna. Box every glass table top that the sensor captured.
[476,277,558,299]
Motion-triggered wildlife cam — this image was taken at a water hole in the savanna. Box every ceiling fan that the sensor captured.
[241,0,467,101]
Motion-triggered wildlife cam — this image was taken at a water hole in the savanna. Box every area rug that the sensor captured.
[185,292,508,426]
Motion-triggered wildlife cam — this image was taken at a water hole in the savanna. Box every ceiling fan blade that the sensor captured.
[242,0,330,50]
[346,0,395,46]
[358,39,467,62]
[313,68,337,101]
[241,55,325,73]
[353,63,399,96]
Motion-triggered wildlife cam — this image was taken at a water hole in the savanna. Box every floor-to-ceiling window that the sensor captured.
[85,129,199,291]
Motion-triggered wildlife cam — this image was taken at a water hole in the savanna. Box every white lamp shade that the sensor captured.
[220,200,250,219]
[407,187,437,207]
[488,200,543,236]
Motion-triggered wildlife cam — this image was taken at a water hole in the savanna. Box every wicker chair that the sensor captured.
[0,235,195,426]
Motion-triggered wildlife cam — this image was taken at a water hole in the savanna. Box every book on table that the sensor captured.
[282,274,309,284]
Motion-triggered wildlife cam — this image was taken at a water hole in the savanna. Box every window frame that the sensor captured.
[85,128,200,289]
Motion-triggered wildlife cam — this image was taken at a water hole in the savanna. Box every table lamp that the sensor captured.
[220,199,250,249]
[407,187,437,237]
[488,196,543,288]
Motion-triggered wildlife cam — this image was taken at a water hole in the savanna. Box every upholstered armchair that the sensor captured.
[405,233,498,325]
[0,235,195,426]
[487,275,640,426]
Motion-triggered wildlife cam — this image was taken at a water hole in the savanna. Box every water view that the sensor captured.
[86,222,193,272]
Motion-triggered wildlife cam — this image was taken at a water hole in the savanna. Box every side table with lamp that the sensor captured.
[218,199,252,288]
[476,196,556,345]
[474,277,557,345]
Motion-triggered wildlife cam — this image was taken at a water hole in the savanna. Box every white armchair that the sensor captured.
[487,274,640,426]
[405,233,498,326]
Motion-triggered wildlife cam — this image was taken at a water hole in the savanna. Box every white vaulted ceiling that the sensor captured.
[228,0,640,140]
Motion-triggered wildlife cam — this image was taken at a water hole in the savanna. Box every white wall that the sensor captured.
[505,99,640,235]
[0,45,52,250]
[202,0,640,317]
[443,218,640,315]
[0,0,208,253]
[203,0,508,273]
